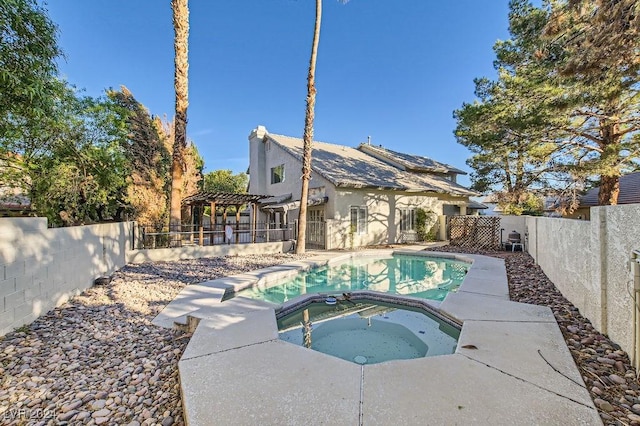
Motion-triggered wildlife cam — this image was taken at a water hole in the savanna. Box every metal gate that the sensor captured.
[306,220,326,249]
[305,208,326,249]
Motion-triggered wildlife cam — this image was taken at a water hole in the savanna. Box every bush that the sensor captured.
[416,208,436,241]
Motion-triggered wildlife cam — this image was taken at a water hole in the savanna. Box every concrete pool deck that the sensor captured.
[153,249,601,425]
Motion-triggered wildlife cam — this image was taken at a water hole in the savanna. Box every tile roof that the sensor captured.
[580,172,640,206]
[266,133,477,197]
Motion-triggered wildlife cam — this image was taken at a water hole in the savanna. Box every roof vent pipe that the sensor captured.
[367,136,371,145]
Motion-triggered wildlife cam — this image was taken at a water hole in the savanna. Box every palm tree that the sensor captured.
[296,0,323,254]
[170,0,189,232]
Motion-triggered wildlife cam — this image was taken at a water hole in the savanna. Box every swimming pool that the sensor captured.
[235,254,469,304]
[277,298,460,364]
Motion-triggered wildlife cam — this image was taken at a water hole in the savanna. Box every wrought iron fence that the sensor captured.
[135,222,295,249]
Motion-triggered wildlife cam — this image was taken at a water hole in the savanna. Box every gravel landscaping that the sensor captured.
[2,247,638,425]
[0,254,310,426]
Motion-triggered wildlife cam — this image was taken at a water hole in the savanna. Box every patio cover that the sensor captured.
[182,192,268,207]
[261,196,329,211]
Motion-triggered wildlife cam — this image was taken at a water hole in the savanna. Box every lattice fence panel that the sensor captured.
[448,216,501,250]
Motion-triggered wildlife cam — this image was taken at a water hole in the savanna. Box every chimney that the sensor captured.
[249,125,268,141]
[367,136,371,145]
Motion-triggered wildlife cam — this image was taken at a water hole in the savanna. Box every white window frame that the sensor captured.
[350,206,367,235]
[399,208,416,232]
[270,164,285,184]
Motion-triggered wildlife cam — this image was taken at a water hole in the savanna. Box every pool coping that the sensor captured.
[153,249,601,425]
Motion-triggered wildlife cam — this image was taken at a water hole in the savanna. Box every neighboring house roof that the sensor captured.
[580,172,640,206]
[467,200,489,210]
[266,133,477,197]
[358,144,467,175]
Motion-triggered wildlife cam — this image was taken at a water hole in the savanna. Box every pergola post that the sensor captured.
[198,203,204,246]
[266,212,270,243]
[223,207,228,244]
[189,205,194,244]
[210,201,216,246]
[252,203,258,243]
[235,205,241,244]
[281,209,286,241]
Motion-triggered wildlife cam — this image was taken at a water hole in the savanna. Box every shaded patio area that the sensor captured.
[136,192,295,249]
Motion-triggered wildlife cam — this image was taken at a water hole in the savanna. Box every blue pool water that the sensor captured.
[236,254,469,304]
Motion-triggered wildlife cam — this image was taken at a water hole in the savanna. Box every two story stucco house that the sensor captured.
[248,125,478,249]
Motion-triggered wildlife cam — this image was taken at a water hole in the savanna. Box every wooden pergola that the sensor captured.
[181,192,268,245]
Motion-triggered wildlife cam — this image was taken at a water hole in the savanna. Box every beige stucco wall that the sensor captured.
[326,189,465,249]
[527,216,598,328]
[0,218,133,336]
[249,129,332,225]
[248,128,329,198]
[527,205,640,358]
[596,205,640,356]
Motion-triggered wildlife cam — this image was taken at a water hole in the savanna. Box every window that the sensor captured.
[350,206,367,234]
[271,164,285,184]
[399,208,416,232]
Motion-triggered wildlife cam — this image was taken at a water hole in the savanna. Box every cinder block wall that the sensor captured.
[0,218,133,336]
[526,205,640,357]
[126,240,293,263]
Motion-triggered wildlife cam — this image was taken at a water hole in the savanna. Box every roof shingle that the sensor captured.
[267,133,476,197]
[580,172,640,206]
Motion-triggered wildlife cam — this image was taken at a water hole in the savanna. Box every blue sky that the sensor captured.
[46,1,511,186]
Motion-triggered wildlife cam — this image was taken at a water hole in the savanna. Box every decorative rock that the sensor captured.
[91,399,107,410]
[597,357,616,365]
[61,400,82,412]
[162,415,175,426]
[81,394,95,404]
[610,374,627,385]
[92,408,111,418]
[76,411,91,421]
[94,276,111,286]
[590,397,612,411]
[58,410,78,422]
[95,391,109,400]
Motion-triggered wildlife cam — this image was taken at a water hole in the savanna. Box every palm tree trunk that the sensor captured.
[296,0,322,254]
[170,0,189,232]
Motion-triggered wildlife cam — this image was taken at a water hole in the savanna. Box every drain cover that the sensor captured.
[354,355,367,365]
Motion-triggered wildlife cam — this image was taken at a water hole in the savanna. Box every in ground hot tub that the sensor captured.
[276,296,460,365]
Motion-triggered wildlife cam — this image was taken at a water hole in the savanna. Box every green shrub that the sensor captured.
[416,208,436,241]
